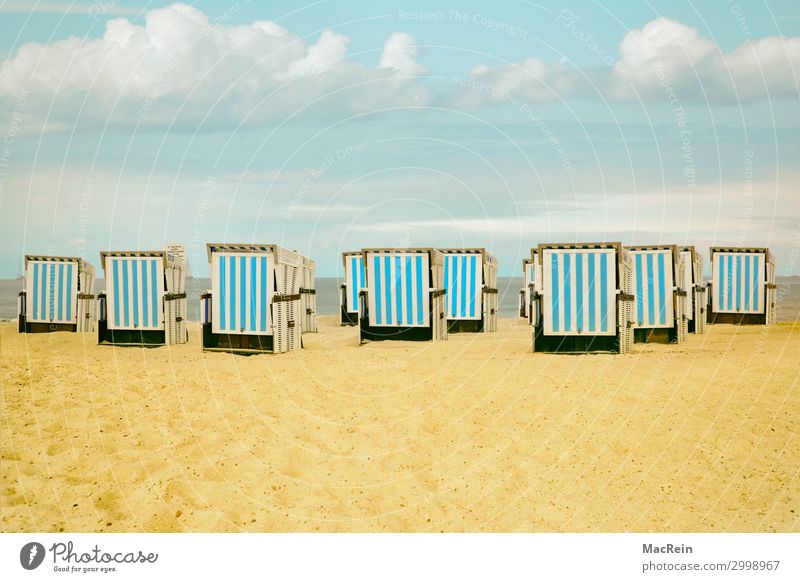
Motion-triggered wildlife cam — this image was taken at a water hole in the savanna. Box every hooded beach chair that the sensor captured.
[358,248,447,342]
[626,245,688,344]
[201,243,303,353]
[678,246,707,334]
[518,250,541,324]
[339,251,365,326]
[707,247,776,325]
[439,248,499,333]
[300,256,317,333]
[97,245,187,346]
[18,255,96,333]
[532,243,635,354]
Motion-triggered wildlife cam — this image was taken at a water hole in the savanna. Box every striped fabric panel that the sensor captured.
[106,257,164,330]
[26,260,77,324]
[366,252,430,327]
[631,249,675,328]
[212,252,273,335]
[712,252,764,314]
[345,255,365,313]
[443,254,482,320]
[542,249,617,336]
[680,251,694,320]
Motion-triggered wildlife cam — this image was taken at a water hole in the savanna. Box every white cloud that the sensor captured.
[0,3,429,129]
[286,29,350,77]
[614,17,800,102]
[457,17,800,104]
[379,32,429,76]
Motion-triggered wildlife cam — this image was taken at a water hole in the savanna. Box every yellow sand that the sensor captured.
[1,318,798,533]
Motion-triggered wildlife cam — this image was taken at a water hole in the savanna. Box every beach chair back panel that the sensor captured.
[344,255,365,314]
[680,250,694,320]
[524,262,534,311]
[366,251,430,327]
[631,249,675,329]
[711,251,765,314]
[443,253,482,320]
[541,248,617,336]
[26,259,78,324]
[211,252,274,335]
[105,256,164,330]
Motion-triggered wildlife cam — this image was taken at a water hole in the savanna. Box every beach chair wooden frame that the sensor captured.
[678,246,707,334]
[97,245,187,346]
[339,251,364,326]
[18,255,96,333]
[201,243,303,354]
[300,256,317,333]
[707,247,776,325]
[518,250,541,324]
[358,248,448,343]
[532,242,635,354]
[626,245,688,344]
[439,248,499,333]
[519,259,532,319]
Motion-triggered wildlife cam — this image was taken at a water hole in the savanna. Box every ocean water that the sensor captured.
[2,277,799,322]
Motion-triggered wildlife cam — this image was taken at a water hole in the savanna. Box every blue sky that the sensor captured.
[1,0,798,276]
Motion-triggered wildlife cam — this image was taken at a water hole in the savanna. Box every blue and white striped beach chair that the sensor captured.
[708,247,776,325]
[532,243,634,354]
[201,243,304,353]
[626,245,687,344]
[678,246,707,334]
[18,255,96,333]
[340,251,365,326]
[300,256,317,333]
[358,248,447,342]
[97,245,187,346]
[440,248,498,333]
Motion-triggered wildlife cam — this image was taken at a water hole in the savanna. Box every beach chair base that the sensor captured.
[201,323,303,354]
[98,321,167,346]
[706,311,768,325]
[340,306,358,326]
[201,323,273,353]
[19,318,79,334]
[633,328,678,344]
[446,319,492,333]
[359,320,436,342]
[533,325,624,354]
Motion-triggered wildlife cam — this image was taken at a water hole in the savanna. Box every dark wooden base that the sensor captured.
[19,317,78,334]
[340,306,358,326]
[98,318,165,346]
[359,318,433,342]
[634,327,676,344]
[201,322,275,353]
[707,311,767,325]
[447,319,484,333]
[533,326,621,353]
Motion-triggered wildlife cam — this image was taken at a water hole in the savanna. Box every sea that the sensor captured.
[2,277,799,322]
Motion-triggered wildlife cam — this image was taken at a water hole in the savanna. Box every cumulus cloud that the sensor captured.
[379,32,429,76]
[0,3,429,129]
[457,17,800,105]
[455,58,578,106]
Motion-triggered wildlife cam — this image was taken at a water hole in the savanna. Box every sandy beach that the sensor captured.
[1,317,798,533]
